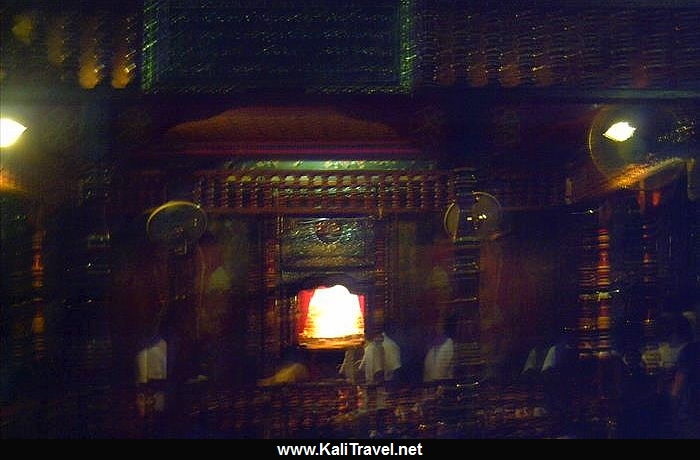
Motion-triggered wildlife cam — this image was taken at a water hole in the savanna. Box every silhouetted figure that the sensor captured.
[540,328,577,418]
[671,338,700,438]
[658,313,694,371]
[339,346,364,385]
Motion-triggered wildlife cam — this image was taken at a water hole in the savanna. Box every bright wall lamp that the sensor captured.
[0,118,28,148]
[588,104,697,196]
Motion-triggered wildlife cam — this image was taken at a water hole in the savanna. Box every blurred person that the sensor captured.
[258,346,310,386]
[670,314,700,438]
[423,322,455,383]
[358,327,401,410]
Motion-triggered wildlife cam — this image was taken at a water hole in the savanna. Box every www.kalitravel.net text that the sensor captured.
[277,442,424,456]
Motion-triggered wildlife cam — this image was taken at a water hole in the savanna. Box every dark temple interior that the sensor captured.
[1,0,699,439]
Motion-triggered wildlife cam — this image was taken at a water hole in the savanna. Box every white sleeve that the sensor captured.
[523,348,538,373]
[542,345,557,371]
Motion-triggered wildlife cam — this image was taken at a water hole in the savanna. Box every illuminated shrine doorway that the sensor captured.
[297,284,366,350]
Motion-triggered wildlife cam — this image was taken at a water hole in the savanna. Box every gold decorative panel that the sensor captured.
[280,218,374,270]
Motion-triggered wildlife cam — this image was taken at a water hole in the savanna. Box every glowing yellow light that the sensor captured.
[603,121,636,142]
[0,168,24,192]
[0,118,27,148]
[12,14,35,45]
[302,285,364,340]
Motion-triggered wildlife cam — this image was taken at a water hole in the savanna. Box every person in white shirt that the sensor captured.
[358,327,402,410]
[360,330,402,384]
[423,322,455,383]
[135,338,168,416]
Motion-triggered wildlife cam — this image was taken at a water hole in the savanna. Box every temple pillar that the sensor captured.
[593,209,622,437]
[66,168,114,435]
[0,193,34,405]
[450,167,482,382]
[373,218,389,330]
[262,216,282,377]
[573,207,599,362]
[638,189,662,376]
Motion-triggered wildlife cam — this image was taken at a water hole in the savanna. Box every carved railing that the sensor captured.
[3,3,700,95]
[191,170,455,215]
[116,167,571,215]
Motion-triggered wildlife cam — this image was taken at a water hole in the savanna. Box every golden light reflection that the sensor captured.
[78,16,103,89]
[300,285,364,349]
[111,17,136,89]
[608,157,685,189]
[47,16,68,67]
[0,168,24,192]
[12,14,35,45]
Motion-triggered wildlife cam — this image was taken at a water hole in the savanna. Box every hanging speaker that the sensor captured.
[146,200,207,255]
[444,192,503,241]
